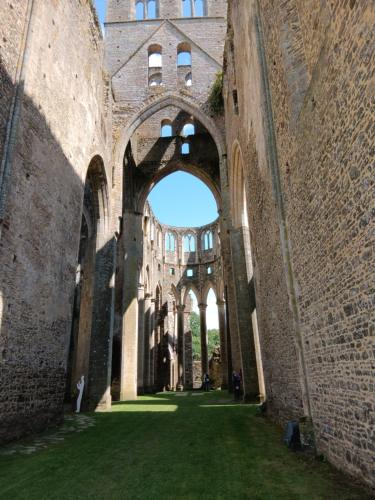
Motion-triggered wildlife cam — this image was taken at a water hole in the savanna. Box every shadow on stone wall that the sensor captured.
[0,61,112,443]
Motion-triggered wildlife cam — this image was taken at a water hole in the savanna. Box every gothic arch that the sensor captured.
[182,283,201,306]
[138,160,221,213]
[113,94,226,172]
[169,283,181,305]
[230,140,248,229]
[202,280,217,304]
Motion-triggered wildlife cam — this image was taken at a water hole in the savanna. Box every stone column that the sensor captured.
[224,285,233,391]
[149,298,156,390]
[120,212,143,401]
[87,236,117,410]
[184,309,193,389]
[176,304,185,389]
[217,153,243,384]
[230,226,259,401]
[217,299,228,389]
[199,303,209,376]
[143,293,152,392]
[137,284,145,394]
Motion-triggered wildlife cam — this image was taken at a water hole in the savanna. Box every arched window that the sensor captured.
[182,0,192,17]
[182,123,195,137]
[161,120,172,137]
[148,45,162,87]
[177,49,192,67]
[149,73,162,86]
[184,233,196,252]
[207,266,212,275]
[187,269,194,278]
[202,230,213,250]
[147,0,157,18]
[177,43,192,87]
[149,51,162,68]
[194,0,207,16]
[136,1,145,20]
[181,142,190,155]
[165,232,176,252]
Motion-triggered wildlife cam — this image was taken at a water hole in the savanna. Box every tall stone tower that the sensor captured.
[105,0,227,112]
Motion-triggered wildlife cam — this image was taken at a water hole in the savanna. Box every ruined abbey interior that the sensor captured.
[0,0,374,492]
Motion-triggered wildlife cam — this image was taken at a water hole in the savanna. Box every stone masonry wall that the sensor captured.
[0,1,29,171]
[224,0,375,489]
[0,0,111,443]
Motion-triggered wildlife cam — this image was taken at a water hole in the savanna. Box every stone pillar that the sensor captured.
[199,303,209,376]
[149,298,156,390]
[87,236,117,410]
[143,293,152,392]
[120,212,142,401]
[230,227,259,401]
[217,299,228,389]
[184,310,193,389]
[176,305,185,389]
[217,153,243,384]
[224,286,233,391]
[137,284,145,394]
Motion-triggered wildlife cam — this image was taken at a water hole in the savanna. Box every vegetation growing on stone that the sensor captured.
[208,71,224,114]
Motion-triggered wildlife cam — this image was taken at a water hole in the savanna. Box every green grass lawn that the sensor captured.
[0,392,371,500]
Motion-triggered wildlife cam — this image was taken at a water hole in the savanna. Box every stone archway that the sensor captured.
[67,155,115,410]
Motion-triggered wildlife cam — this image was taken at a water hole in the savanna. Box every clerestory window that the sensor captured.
[184,233,196,252]
[202,230,213,250]
[147,0,157,18]
[177,43,192,87]
[135,1,159,20]
[135,1,145,20]
[148,44,162,87]
[181,142,190,155]
[194,0,207,16]
[182,123,195,137]
[182,0,192,17]
[161,120,173,137]
[165,232,176,252]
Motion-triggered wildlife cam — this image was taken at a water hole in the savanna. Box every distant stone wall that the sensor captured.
[0,0,111,443]
[224,0,375,489]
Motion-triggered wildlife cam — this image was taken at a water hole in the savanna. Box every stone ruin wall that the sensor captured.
[0,0,112,443]
[224,0,374,489]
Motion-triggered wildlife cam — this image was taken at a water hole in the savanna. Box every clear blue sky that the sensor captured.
[148,172,218,227]
[94,0,106,25]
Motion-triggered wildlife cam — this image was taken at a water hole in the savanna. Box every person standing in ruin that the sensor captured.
[232,371,241,401]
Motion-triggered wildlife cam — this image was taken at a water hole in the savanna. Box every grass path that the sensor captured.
[0,392,370,499]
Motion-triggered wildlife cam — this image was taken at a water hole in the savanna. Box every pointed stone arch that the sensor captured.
[230,140,249,229]
[182,283,201,307]
[202,280,217,304]
[113,93,226,175]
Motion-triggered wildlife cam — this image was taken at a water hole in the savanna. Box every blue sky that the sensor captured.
[94,0,106,25]
[148,172,218,227]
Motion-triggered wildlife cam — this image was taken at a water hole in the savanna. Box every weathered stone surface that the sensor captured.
[0,0,111,442]
[223,0,375,489]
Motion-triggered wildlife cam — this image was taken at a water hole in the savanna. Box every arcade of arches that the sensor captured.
[0,0,373,492]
